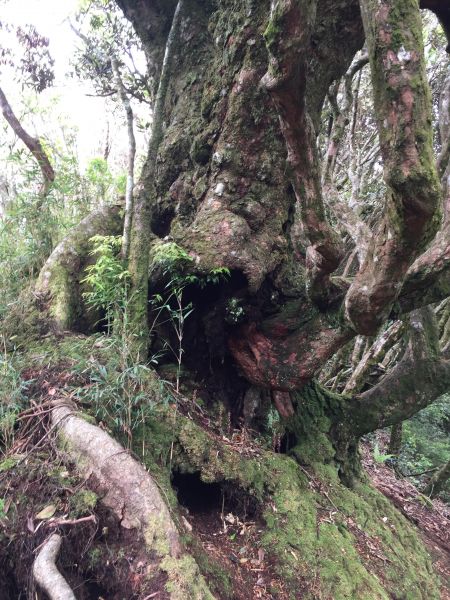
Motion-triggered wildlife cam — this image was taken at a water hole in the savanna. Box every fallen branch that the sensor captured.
[33,533,76,600]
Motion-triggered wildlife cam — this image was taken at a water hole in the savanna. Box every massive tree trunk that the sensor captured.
[15,2,450,596]
[110,0,450,471]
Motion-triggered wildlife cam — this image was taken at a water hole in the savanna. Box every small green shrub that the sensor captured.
[81,235,129,332]
[0,347,30,450]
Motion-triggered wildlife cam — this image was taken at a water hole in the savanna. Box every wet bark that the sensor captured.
[345,0,442,335]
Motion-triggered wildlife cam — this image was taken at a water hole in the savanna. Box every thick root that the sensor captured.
[51,400,180,557]
[51,400,214,599]
[36,202,123,331]
[33,534,76,600]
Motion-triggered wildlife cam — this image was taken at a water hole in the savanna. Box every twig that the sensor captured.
[47,515,97,528]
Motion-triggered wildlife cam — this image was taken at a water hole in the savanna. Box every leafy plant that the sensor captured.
[151,242,230,392]
[0,342,30,451]
[69,334,166,447]
[373,442,394,464]
[81,235,130,332]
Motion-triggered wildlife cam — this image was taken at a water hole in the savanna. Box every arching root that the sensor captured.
[33,533,76,600]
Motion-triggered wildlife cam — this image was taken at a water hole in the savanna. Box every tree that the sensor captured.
[6,0,450,597]
[107,0,450,480]
[0,23,55,205]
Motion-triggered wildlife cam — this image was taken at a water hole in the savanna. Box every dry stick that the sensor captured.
[0,85,54,205]
[111,57,136,261]
[33,534,76,600]
[47,515,97,528]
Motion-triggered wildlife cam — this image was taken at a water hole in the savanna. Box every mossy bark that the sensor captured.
[134,406,441,599]
[36,203,123,331]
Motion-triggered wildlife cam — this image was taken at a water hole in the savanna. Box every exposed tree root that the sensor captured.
[50,399,214,599]
[36,202,123,331]
[33,534,76,600]
[51,399,180,556]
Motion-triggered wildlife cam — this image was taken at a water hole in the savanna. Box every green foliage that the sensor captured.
[373,442,394,464]
[225,297,245,324]
[81,235,129,331]
[85,157,113,202]
[398,394,450,496]
[0,347,29,450]
[153,242,194,275]
[62,334,166,446]
[0,497,5,519]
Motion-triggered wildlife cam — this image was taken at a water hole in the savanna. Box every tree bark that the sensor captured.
[111,57,136,261]
[127,0,184,361]
[33,534,76,600]
[388,421,403,456]
[345,0,442,335]
[0,85,55,204]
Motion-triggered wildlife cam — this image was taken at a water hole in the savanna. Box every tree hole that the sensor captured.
[172,471,223,514]
[171,471,259,521]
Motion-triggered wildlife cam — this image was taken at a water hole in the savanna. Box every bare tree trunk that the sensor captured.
[111,57,136,261]
[127,0,184,361]
[0,85,55,204]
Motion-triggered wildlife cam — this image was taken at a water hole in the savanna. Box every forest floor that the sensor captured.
[362,440,450,599]
[0,360,449,599]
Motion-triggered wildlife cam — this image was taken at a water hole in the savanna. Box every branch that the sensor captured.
[419,0,450,52]
[261,0,344,307]
[0,85,55,204]
[345,0,442,335]
[423,458,450,498]
[343,320,404,394]
[322,51,369,185]
[111,57,136,261]
[33,534,76,600]
[351,308,450,435]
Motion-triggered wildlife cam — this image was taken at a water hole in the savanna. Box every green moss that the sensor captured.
[69,489,98,517]
[0,457,18,472]
[184,536,234,599]
[136,409,440,599]
[160,554,215,600]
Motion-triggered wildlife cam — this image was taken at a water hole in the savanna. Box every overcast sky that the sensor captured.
[1,0,141,169]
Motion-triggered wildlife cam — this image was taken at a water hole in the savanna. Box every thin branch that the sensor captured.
[111,57,136,261]
[0,85,54,204]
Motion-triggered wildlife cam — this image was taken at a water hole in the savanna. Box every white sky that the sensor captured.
[1,0,144,170]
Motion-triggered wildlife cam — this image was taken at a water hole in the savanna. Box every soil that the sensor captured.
[0,363,449,599]
[362,439,450,598]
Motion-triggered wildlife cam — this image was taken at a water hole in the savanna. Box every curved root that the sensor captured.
[33,534,76,600]
[51,400,181,558]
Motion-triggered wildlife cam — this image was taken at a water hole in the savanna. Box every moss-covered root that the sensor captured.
[36,202,123,330]
[142,412,440,600]
[51,400,214,600]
